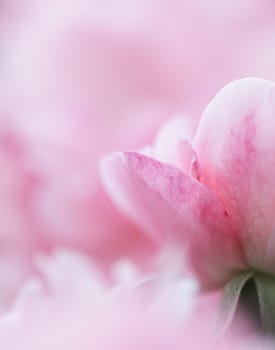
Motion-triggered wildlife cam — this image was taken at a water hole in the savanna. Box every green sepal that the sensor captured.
[254,273,275,334]
[218,271,275,336]
[216,271,254,334]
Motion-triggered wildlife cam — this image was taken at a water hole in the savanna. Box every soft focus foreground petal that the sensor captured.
[0,250,269,350]
[101,151,245,288]
[193,78,275,273]
[0,250,194,350]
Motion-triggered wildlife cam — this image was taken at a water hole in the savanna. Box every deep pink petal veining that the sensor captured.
[194,78,275,273]
[101,151,245,287]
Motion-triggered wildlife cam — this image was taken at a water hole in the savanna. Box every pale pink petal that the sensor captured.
[152,115,194,166]
[193,78,275,273]
[142,115,200,178]
[177,140,201,179]
[101,151,245,287]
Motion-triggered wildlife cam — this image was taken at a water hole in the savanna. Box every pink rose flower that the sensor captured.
[101,78,275,289]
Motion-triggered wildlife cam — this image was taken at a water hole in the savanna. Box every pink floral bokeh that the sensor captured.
[1,0,275,347]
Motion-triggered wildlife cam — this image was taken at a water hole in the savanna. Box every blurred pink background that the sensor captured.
[0,0,275,308]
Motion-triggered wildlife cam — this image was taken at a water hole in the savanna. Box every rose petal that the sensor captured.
[193,78,275,272]
[152,115,194,168]
[101,151,245,288]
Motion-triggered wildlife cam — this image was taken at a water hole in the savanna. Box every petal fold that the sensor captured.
[101,151,245,288]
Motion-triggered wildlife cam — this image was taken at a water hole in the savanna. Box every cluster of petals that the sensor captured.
[102,78,275,288]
